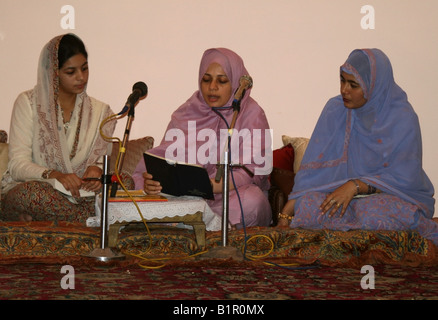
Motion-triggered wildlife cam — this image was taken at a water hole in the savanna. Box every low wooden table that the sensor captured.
[86,194,221,248]
[107,210,206,247]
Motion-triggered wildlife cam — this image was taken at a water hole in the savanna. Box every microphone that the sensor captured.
[229,75,252,127]
[110,81,148,197]
[232,75,253,106]
[215,75,253,183]
[117,81,148,115]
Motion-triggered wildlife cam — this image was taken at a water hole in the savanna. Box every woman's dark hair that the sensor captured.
[58,34,88,68]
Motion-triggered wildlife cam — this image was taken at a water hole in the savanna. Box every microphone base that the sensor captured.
[84,247,126,263]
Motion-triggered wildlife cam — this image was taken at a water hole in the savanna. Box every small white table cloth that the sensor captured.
[86,194,222,247]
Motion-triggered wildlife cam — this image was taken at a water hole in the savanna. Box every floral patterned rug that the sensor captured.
[1,221,438,268]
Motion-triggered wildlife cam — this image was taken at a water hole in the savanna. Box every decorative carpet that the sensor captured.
[1,221,438,268]
[1,221,438,307]
[1,259,438,301]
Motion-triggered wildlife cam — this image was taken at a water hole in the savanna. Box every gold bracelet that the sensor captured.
[278,212,293,222]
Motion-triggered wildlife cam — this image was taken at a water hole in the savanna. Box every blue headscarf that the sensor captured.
[289,48,435,218]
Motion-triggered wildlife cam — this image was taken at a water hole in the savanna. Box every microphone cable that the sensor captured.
[99,112,157,262]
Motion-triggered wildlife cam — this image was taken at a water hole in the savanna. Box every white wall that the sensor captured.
[1,0,437,215]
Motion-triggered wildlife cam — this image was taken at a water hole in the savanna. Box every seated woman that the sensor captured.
[278,48,438,246]
[1,33,116,222]
[132,48,272,229]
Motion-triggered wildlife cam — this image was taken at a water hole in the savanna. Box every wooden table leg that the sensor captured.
[108,223,125,247]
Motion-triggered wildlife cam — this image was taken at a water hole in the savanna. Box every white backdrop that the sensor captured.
[1,0,437,215]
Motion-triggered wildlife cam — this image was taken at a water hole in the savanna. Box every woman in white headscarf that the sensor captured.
[1,33,116,222]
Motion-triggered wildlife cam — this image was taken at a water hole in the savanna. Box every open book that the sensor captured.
[45,179,95,197]
[143,152,214,200]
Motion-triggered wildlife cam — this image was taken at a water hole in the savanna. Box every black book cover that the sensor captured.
[143,152,214,200]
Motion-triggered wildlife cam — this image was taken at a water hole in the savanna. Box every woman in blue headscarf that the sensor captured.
[277,48,438,245]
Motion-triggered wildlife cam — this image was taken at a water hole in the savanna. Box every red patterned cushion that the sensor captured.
[273,143,294,171]
[271,144,295,196]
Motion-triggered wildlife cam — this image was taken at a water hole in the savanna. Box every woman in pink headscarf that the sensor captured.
[132,48,272,229]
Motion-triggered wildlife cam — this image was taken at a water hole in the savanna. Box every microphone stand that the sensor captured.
[110,103,135,197]
[85,83,146,262]
[202,97,248,261]
[84,155,125,262]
